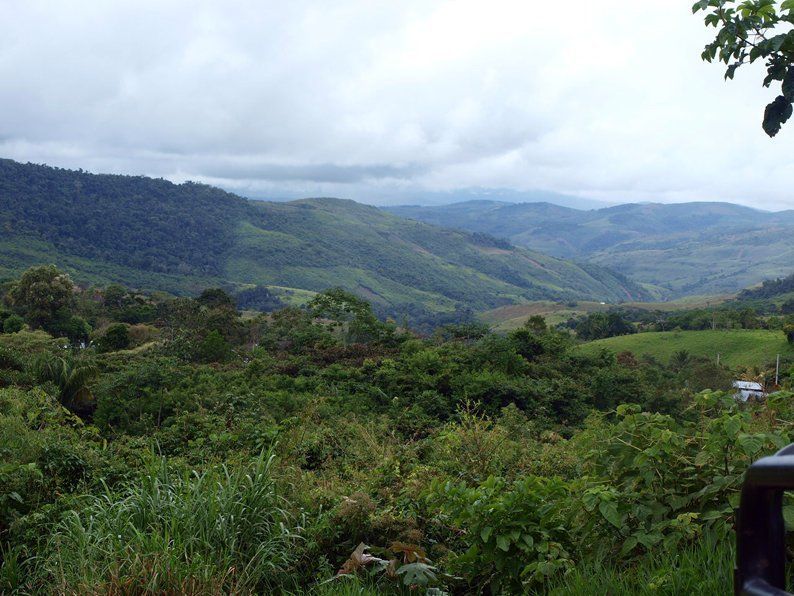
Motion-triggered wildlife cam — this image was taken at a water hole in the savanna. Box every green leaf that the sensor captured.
[620,535,639,556]
[784,505,794,530]
[692,0,711,13]
[480,526,492,543]
[396,562,437,587]
[637,532,663,549]
[738,433,764,457]
[599,500,623,528]
[496,535,510,552]
[724,416,742,439]
[700,509,724,521]
[694,450,710,466]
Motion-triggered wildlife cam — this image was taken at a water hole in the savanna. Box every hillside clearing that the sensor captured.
[577,329,794,369]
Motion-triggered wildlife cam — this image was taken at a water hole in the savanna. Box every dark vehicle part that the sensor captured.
[735,444,794,595]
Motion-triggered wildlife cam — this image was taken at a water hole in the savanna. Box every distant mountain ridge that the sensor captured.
[386,200,794,298]
[0,159,649,320]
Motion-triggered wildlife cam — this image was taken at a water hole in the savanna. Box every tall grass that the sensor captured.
[34,454,298,594]
[545,532,734,595]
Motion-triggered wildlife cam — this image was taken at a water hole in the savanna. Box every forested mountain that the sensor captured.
[0,159,648,320]
[387,200,794,298]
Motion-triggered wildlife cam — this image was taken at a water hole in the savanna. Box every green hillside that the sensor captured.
[578,329,793,369]
[480,295,731,332]
[0,159,649,319]
[387,200,794,299]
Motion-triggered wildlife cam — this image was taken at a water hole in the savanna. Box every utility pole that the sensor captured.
[776,353,780,387]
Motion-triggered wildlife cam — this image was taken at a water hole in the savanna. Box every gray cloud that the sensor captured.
[2,1,794,209]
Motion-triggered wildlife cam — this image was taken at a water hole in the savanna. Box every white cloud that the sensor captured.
[1,0,793,208]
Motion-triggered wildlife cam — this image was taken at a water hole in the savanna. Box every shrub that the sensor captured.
[195,330,231,363]
[97,323,130,352]
[3,315,24,334]
[429,475,573,593]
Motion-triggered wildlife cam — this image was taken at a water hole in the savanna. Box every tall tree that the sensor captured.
[695,0,794,136]
[6,265,74,329]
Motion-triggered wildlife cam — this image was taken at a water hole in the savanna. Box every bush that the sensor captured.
[97,323,130,352]
[429,475,573,592]
[195,330,231,363]
[3,315,24,334]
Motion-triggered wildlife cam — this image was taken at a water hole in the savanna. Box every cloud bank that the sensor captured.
[2,1,794,208]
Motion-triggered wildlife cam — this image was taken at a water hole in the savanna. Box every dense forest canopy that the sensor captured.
[0,159,648,326]
[386,200,794,298]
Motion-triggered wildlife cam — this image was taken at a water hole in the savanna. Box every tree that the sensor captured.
[784,322,794,343]
[235,285,284,312]
[98,323,131,352]
[671,349,692,371]
[309,288,392,344]
[7,265,74,329]
[196,288,236,310]
[523,315,547,334]
[51,315,92,344]
[694,0,794,136]
[102,284,127,310]
[195,330,231,363]
[573,311,636,341]
[35,355,99,413]
[780,297,794,314]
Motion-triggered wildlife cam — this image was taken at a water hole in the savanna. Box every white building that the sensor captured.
[733,380,766,402]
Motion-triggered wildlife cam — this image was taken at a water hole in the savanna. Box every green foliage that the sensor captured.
[2,271,793,593]
[0,159,651,325]
[6,265,74,330]
[34,355,99,413]
[196,287,236,309]
[33,455,297,593]
[546,532,734,595]
[235,285,285,312]
[694,0,794,135]
[569,311,636,341]
[2,315,23,334]
[430,475,573,592]
[310,288,397,345]
[389,201,794,299]
[785,322,794,343]
[97,323,130,352]
[50,315,92,344]
[195,330,232,363]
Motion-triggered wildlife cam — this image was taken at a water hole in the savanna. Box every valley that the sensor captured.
[387,200,794,298]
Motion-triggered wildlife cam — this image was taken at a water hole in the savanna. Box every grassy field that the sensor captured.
[578,329,794,369]
[480,301,611,331]
[480,295,732,332]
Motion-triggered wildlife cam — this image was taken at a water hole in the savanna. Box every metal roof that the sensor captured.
[733,381,763,391]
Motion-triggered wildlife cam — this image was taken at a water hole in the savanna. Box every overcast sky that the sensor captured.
[2,1,794,209]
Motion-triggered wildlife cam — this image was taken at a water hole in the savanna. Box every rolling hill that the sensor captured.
[386,200,794,299]
[577,329,793,369]
[0,159,649,319]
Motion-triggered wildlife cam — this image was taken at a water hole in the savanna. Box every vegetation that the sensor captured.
[694,0,794,136]
[1,265,792,594]
[388,200,794,298]
[0,159,647,328]
[578,329,794,370]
